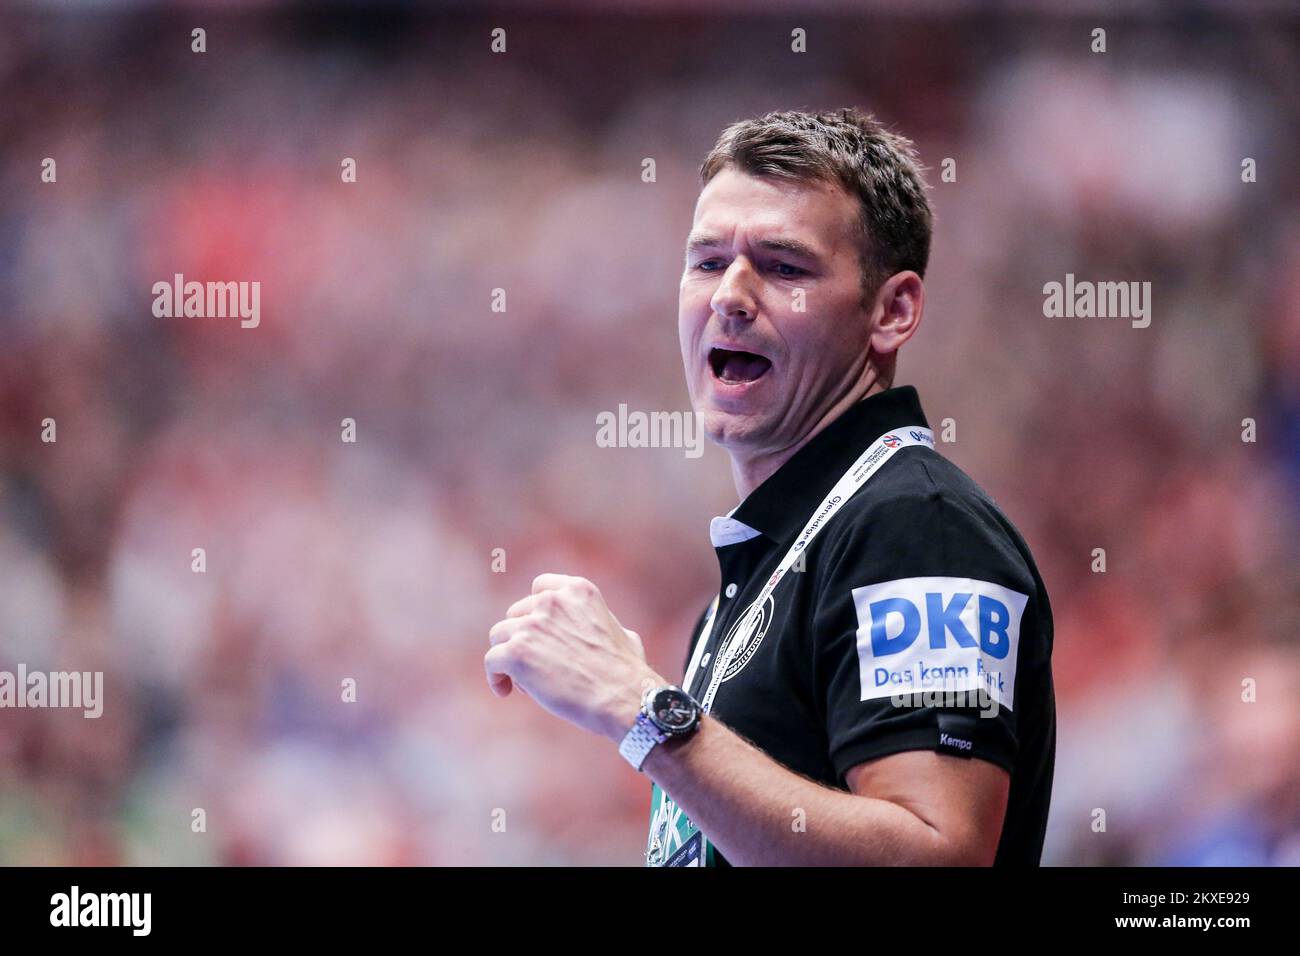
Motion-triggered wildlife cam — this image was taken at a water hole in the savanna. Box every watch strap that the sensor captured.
[619,713,666,772]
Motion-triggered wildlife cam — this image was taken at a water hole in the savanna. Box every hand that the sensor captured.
[486,573,661,742]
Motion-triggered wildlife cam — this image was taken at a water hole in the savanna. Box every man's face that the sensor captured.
[679,167,875,458]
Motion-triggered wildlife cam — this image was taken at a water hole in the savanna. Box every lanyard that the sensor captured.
[684,426,934,713]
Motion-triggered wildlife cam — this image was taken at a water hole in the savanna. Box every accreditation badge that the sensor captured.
[646,782,713,867]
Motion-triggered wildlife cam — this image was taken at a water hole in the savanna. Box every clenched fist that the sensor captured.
[486,573,663,742]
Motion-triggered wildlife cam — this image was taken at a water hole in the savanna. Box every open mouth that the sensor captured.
[708,348,772,385]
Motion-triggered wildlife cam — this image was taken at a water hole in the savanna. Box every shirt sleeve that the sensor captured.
[812,484,1040,785]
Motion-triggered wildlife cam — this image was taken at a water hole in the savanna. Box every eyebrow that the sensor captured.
[685,234,823,261]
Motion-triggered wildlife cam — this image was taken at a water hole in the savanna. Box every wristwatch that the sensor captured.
[618,684,702,771]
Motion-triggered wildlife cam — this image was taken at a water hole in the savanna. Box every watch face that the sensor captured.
[650,688,698,733]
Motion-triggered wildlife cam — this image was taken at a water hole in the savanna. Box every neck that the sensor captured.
[729,375,890,500]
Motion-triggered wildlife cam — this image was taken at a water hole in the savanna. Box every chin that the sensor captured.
[698,404,768,452]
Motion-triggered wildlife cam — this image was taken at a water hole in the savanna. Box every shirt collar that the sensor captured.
[709,511,764,547]
[717,385,930,547]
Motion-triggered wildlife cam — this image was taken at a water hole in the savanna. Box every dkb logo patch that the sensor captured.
[850,577,1027,710]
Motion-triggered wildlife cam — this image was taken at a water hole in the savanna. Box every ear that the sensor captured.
[867,271,925,356]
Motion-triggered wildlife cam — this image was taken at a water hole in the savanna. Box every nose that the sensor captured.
[710,258,759,324]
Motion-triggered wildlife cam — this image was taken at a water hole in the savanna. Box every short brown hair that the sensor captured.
[699,107,932,301]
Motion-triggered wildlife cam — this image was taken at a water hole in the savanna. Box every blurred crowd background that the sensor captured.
[0,3,1297,866]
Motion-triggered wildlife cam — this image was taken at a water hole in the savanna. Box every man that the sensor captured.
[486,108,1055,866]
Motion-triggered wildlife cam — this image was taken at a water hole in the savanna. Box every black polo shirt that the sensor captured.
[676,385,1055,866]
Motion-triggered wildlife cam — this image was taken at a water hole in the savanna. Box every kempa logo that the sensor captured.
[151,272,261,328]
[596,404,704,459]
[0,665,102,718]
[939,732,973,752]
[50,886,151,936]
[1042,273,1151,328]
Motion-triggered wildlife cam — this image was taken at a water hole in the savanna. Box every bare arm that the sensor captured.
[483,573,1010,865]
[643,713,1010,866]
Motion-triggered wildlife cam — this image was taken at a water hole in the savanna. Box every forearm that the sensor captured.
[641,713,958,866]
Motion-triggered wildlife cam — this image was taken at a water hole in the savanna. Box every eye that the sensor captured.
[694,259,724,272]
[772,262,806,278]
